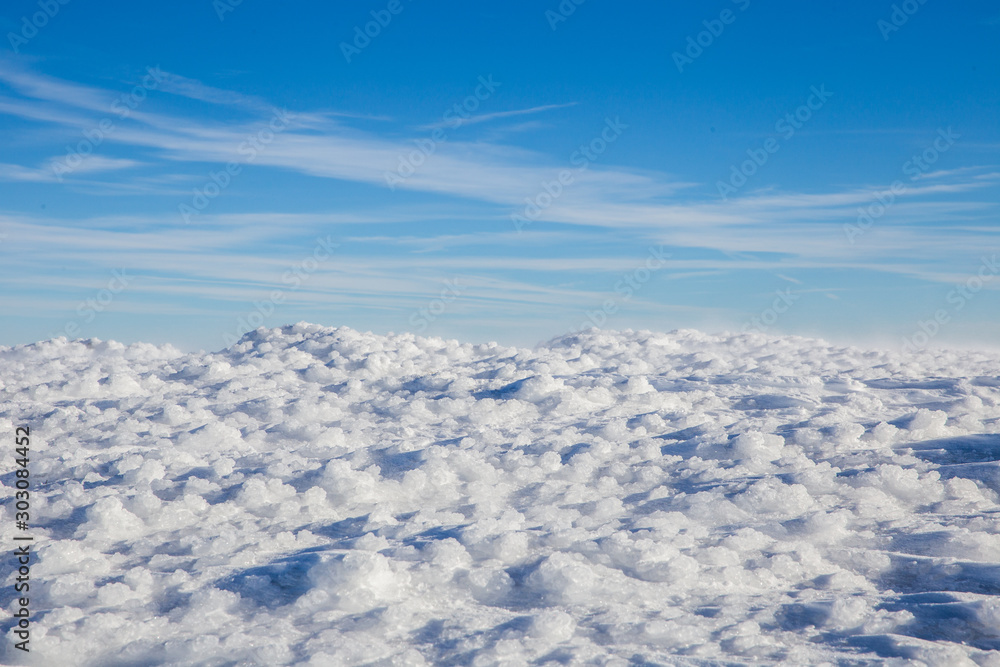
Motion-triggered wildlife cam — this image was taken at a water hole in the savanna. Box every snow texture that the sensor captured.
[3,323,1000,666]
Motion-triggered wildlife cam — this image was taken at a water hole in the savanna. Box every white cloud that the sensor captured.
[419,102,578,130]
[0,64,998,307]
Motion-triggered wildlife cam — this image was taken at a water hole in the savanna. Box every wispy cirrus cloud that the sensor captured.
[1,63,995,244]
[154,71,272,110]
[0,156,142,183]
[419,102,578,130]
[0,162,56,182]
[1,63,998,330]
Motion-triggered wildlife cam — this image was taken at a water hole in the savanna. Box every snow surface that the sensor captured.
[3,323,1000,666]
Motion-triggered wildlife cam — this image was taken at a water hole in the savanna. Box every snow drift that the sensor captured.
[2,323,1000,665]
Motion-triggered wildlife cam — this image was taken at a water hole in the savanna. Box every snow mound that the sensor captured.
[3,323,1000,665]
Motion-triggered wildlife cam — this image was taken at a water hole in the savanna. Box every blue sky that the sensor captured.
[1,0,998,351]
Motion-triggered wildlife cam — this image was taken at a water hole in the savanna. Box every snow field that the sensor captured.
[1,323,1000,665]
